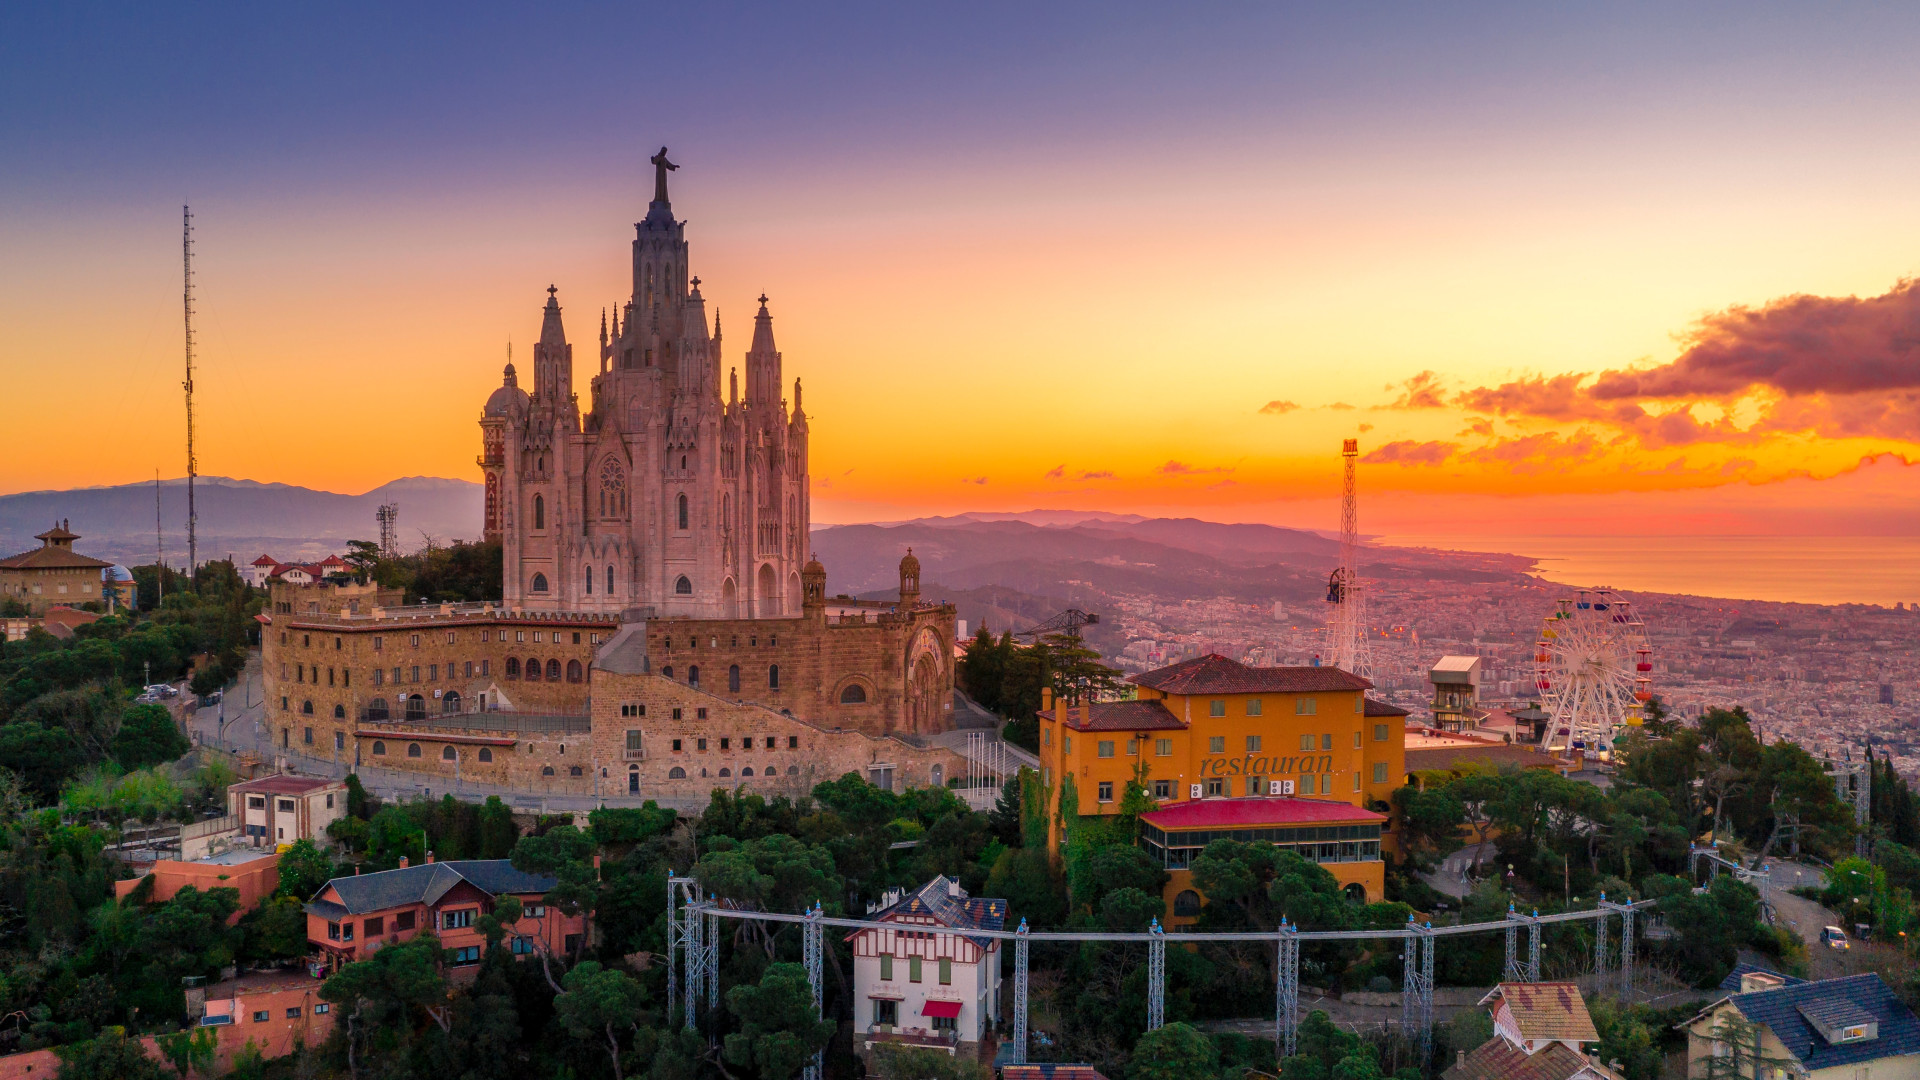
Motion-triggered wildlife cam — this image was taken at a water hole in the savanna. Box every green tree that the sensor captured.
[869,1043,990,1080]
[367,806,427,868]
[53,1028,170,1080]
[319,936,452,1072]
[555,961,649,1080]
[110,704,188,771]
[239,895,310,961]
[722,962,835,1080]
[273,838,333,900]
[986,846,1066,929]
[156,1025,218,1078]
[478,795,519,858]
[1131,1021,1221,1080]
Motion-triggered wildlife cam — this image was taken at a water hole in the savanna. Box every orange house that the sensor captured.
[305,857,582,974]
[113,850,280,922]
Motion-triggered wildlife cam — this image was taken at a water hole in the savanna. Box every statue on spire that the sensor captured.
[650,147,678,205]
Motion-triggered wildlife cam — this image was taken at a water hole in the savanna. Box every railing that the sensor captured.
[864,1026,960,1049]
[358,712,592,736]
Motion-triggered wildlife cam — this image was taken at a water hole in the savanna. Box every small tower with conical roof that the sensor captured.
[802,553,827,612]
[899,548,921,606]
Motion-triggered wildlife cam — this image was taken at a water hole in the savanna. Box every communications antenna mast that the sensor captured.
[182,205,199,583]
[1324,439,1374,678]
[377,504,400,558]
[154,470,164,608]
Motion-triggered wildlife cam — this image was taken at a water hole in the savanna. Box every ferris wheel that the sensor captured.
[1533,588,1653,758]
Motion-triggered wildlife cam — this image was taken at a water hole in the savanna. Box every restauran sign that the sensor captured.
[1198,754,1336,777]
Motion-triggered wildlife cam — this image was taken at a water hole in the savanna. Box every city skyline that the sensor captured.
[8,4,1920,542]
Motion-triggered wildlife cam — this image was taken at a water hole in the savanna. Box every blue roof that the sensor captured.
[1728,974,1920,1069]
[1719,962,1808,991]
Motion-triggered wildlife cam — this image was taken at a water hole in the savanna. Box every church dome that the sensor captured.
[899,548,920,577]
[486,364,529,417]
[804,554,826,577]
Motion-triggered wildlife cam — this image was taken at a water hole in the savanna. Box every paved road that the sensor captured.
[1418,843,1496,900]
[1762,859,1876,980]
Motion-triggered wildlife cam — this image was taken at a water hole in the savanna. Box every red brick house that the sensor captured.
[304,857,581,973]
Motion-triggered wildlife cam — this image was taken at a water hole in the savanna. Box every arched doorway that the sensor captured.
[628,766,639,794]
[903,627,944,735]
[405,694,426,719]
[786,572,802,615]
[441,691,461,713]
[756,563,778,617]
[722,577,737,618]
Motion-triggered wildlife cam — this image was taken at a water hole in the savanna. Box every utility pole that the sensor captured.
[154,470,165,608]
[182,205,199,585]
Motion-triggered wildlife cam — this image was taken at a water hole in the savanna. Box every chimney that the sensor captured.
[1458,1052,1467,1069]
[1041,687,1053,713]
[426,851,434,864]
[399,856,409,869]
[354,864,361,875]
[947,879,961,898]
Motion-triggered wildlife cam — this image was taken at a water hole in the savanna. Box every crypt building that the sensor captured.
[259,153,959,799]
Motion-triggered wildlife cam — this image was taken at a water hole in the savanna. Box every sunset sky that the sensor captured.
[8,3,1920,538]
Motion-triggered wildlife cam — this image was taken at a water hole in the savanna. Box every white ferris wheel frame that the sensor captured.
[1534,587,1653,757]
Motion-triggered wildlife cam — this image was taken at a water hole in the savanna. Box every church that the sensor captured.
[259,154,961,799]
[479,148,810,619]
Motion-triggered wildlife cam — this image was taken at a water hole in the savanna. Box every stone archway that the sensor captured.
[722,577,738,618]
[756,563,778,618]
[904,626,944,735]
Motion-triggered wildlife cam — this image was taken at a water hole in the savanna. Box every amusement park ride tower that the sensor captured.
[1325,439,1374,679]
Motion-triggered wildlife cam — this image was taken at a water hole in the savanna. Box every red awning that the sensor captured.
[921,1000,962,1019]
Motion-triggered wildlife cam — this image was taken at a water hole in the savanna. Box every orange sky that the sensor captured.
[8,6,1920,538]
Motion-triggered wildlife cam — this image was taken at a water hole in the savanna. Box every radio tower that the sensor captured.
[182,205,199,584]
[377,504,400,558]
[1324,439,1374,678]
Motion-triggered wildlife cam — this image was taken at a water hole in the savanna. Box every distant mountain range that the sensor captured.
[0,476,483,567]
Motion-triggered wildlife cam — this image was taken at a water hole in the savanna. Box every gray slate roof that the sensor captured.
[1726,974,1920,1069]
[1719,962,1807,991]
[855,875,1007,948]
[308,859,557,916]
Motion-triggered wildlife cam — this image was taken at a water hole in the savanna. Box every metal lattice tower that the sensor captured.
[680,892,707,1031]
[1823,747,1872,856]
[1275,920,1300,1058]
[1147,919,1166,1031]
[1325,439,1374,678]
[1597,895,1637,1000]
[1504,906,1536,982]
[182,205,199,582]
[1594,898,1610,982]
[1528,912,1541,982]
[1011,919,1030,1064]
[706,906,719,1030]
[377,503,400,558]
[803,903,824,1080]
[1403,920,1435,1073]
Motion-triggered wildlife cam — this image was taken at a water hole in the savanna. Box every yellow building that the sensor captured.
[1037,653,1405,910]
[0,522,114,615]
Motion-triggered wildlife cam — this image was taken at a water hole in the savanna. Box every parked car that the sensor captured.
[144,683,180,699]
[1823,925,1850,950]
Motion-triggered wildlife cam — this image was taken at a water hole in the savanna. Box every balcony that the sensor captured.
[863,1025,960,1054]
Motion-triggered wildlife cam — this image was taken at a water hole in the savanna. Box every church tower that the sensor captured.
[485,151,810,619]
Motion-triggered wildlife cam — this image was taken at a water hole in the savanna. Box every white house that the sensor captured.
[847,876,1005,1057]
[243,555,281,589]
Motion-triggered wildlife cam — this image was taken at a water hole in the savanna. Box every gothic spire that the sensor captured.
[750,294,776,354]
[540,285,566,347]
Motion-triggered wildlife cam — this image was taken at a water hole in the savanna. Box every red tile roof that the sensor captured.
[1003,1067,1110,1080]
[1129,653,1371,695]
[1443,1039,1596,1080]
[1487,982,1599,1042]
[1365,698,1410,717]
[1057,700,1184,732]
[252,555,280,566]
[1141,796,1386,830]
[0,546,115,571]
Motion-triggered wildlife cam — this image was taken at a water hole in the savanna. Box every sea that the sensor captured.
[1373,534,1920,608]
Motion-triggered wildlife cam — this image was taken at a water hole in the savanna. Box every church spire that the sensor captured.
[747,294,781,406]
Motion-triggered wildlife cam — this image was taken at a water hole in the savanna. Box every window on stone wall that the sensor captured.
[569,766,583,777]
[479,747,492,762]
[546,659,561,680]
[788,736,799,749]
[408,743,421,758]
[687,665,699,689]
[372,741,386,755]
[840,684,866,704]
[441,745,455,761]
[729,665,741,692]
[541,766,555,777]
[567,660,583,683]
[768,664,779,690]
[668,767,686,779]
[506,658,519,679]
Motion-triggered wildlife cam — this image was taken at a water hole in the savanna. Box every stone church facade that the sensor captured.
[259,156,959,798]
[479,150,810,620]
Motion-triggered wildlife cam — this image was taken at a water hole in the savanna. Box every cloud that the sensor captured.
[1044,465,1065,479]
[1077,470,1115,480]
[1158,460,1234,476]
[1259,400,1300,415]
[1357,423,1374,433]
[1593,278,1920,400]
[1361,440,1457,466]
[1378,370,1447,409]
[1454,373,1600,420]
[961,476,988,485]
[1326,402,1355,411]
[1455,431,1608,474]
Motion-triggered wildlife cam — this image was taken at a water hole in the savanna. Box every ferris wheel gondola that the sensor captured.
[1533,587,1653,760]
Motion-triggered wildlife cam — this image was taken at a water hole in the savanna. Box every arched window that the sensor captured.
[533,494,545,529]
[333,704,346,718]
[442,691,461,712]
[406,695,426,719]
[599,458,625,518]
[741,767,754,777]
[675,575,692,595]
[368,698,389,721]
[478,747,493,763]
[768,664,780,690]
[585,565,594,594]
[677,493,688,530]
[687,665,700,689]
[302,699,313,714]
[668,766,686,779]
[718,768,731,778]
[372,740,386,756]
[442,745,456,761]
[839,684,867,704]
[503,657,518,679]
[932,764,943,787]
[728,665,741,692]
[526,657,541,680]
[1173,890,1202,917]
[407,743,422,758]
[663,666,674,680]
[531,573,549,593]
[606,565,614,593]
[541,765,555,777]
[567,660,583,683]
[569,765,583,777]
[787,765,799,775]
[546,659,562,681]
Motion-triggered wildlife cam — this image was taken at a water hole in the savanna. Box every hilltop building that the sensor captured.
[304,857,581,975]
[258,155,958,800]
[849,876,1005,1059]
[0,521,115,615]
[1444,982,1617,1080]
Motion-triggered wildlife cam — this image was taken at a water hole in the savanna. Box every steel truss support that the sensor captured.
[680,893,707,1031]
[1594,897,1610,983]
[1275,920,1300,1058]
[803,903,824,1080]
[1011,919,1030,1065]
[667,876,695,1028]
[706,906,719,1041]
[1528,912,1541,982]
[1403,919,1435,1073]
[1598,895,1635,1000]
[1147,919,1167,1031]
[1503,906,1540,983]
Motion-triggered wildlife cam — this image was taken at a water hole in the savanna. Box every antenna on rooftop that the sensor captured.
[182,204,199,584]
[1324,439,1374,679]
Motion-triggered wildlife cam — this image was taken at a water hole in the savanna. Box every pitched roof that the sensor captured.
[309,859,557,913]
[0,545,114,571]
[1141,796,1387,831]
[1129,653,1371,695]
[1719,962,1807,992]
[1723,973,1920,1069]
[1002,1067,1110,1080]
[1487,982,1599,1043]
[251,555,280,566]
[1057,700,1184,732]
[1366,698,1410,717]
[853,875,1006,947]
[1444,1040,1597,1080]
